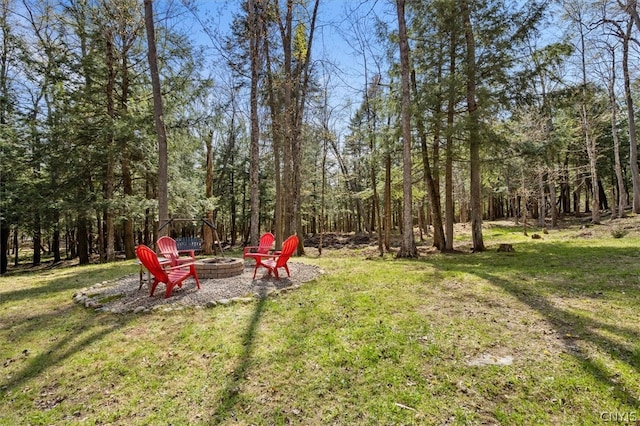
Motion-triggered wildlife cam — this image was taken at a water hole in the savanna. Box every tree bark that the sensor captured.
[320,136,327,256]
[144,0,169,236]
[620,0,640,33]
[77,213,90,265]
[0,0,10,273]
[384,152,391,251]
[275,0,318,255]
[203,131,214,254]
[120,27,136,260]
[0,224,8,274]
[52,211,61,262]
[278,0,294,242]
[263,28,283,249]
[104,29,116,261]
[412,70,446,251]
[608,48,627,218]
[395,0,417,258]
[445,20,457,251]
[580,18,600,223]
[248,0,261,246]
[461,0,485,252]
[622,20,640,213]
[549,168,558,227]
[538,170,546,227]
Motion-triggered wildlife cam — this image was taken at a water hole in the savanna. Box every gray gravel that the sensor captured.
[74,261,323,314]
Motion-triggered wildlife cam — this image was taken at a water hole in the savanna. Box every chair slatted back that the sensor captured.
[276,235,298,268]
[157,236,179,260]
[136,244,168,282]
[258,232,275,254]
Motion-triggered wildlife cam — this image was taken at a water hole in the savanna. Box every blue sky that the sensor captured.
[185,0,396,135]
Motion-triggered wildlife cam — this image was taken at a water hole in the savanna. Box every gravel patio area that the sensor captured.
[73,261,323,314]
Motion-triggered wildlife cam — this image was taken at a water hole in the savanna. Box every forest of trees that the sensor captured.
[1,0,640,273]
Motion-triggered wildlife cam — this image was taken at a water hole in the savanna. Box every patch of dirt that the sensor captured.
[304,232,375,249]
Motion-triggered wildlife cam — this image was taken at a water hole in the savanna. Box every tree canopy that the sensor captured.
[2,0,639,272]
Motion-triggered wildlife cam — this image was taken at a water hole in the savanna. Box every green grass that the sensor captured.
[2,218,640,424]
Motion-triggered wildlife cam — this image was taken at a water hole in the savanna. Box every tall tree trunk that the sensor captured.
[461,0,485,252]
[538,170,546,227]
[0,224,8,274]
[120,41,135,259]
[52,212,61,263]
[32,213,41,266]
[549,168,558,227]
[608,48,627,218]
[622,20,640,213]
[320,137,327,256]
[104,29,116,261]
[412,70,446,251]
[13,226,18,264]
[561,154,570,215]
[144,0,169,236]
[275,0,318,255]
[248,0,261,246]
[577,13,600,223]
[372,158,383,255]
[364,74,383,251]
[263,29,283,249]
[384,152,391,251]
[0,0,10,274]
[121,157,135,258]
[203,131,214,254]
[77,213,90,265]
[395,0,417,258]
[277,0,294,241]
[230,169,237,245]
[273,124,283,248]
[445,20,457,251]
[144,172,153,246]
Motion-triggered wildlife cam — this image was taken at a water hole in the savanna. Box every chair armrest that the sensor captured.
[243,246,260,256]
[258,253,279,259]
[176,249,195,257]
[166,262,196,270]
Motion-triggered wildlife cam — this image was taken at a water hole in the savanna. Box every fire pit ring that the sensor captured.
[194,257,244,279]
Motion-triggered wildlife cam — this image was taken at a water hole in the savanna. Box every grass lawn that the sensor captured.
[2,218,640,425]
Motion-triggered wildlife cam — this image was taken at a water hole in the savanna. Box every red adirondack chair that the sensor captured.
[157,236,196,266]
[254,235,298,279]
[243,232,275,278]
[136,244,201,298]
[243,232,275,258]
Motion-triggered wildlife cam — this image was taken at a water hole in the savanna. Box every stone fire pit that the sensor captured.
[194,257,244,279]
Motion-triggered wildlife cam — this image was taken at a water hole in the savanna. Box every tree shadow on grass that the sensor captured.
[0,307,124,394]
[427,244,640,410]
[0,263,138,307]
[210,297,266,424]
[480,270,640,407]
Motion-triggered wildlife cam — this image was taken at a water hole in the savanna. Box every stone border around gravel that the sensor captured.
[73,261,324,314]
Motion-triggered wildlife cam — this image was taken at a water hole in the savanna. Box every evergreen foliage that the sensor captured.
[1,0,639,270]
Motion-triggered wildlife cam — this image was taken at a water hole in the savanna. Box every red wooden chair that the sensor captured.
[157,236,196,266]
[243,232,275,258]
[254,235,298,280]
[136,244,201,298]
[243,232,275,278]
